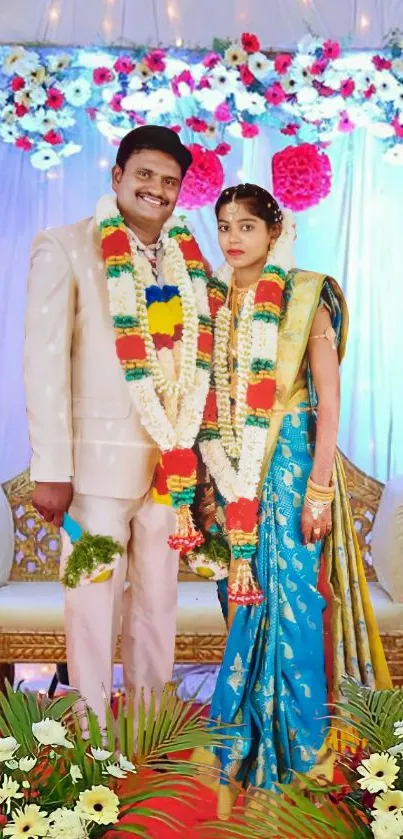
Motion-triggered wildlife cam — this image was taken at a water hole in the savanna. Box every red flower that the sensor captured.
[93,67,114,85]
[172,70,195,97]
[198,331,213,355]
[338,111,355,132]
[102,229,130,259]
[241,33,261,54]
[114,56,134,75]
[214,102,232,123]
[0,813,7,828]
[116,334,147,363]
[203,390,218,423]
[239,64,255,86]
[15,103,28,117]
[203,52,220,69]
[145,50,166,73]
[274,54,292,75]
[392,116,403,138]
[226,498,259,532]
[46,87,65,110]
[110,93,123,112]
[198,76,211,90]
[340,79,355,98]
[179,144,224,210]
[86,107,98,121]
[15,137,33,151]
[241,122,259,138]
[44,130,63,145]
[265,82,286,106]
[215,142,231,156]
[323,40,341,60]
[363,84,376,99]
[361,790,376,809]
[170,124,181,133]
[186,116,208,133]
[372,55,392,71]
[272,143,332,212]
[162,448,197,478]
[281,123,299,136]
[310,58,328,76]
[11,75,25,91]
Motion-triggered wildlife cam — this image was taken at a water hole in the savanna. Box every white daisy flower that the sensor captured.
[47,807,87,839]
[373,789,403,814]
[248,52,271,80]
[76,785,119,826]
[209,65,238,95]
[64,78,92,107]
[55,108,75,128]
[2,105,16,125]
[234,90,266,115]
[371,810,403,839]
[357,752,399,793]
[374,71,399,101]
[0,123,18,143]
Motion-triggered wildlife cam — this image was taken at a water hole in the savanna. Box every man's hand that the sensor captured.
[32,482,73,528]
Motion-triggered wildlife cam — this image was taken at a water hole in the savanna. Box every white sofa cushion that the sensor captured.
[371,476,403,603]
[0,486,14,586]
[367,582,403,635]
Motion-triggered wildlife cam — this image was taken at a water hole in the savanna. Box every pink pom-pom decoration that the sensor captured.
[178,144,224,210]
[272,143,332,212]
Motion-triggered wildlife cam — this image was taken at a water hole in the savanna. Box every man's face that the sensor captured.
[112,148,182,233]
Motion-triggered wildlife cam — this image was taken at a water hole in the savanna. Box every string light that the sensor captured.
[99,157,109,168]
[48,5,59,22]
[237,168,244,179]
[360,13,370,29]
[167,3,178,20]
[106,0,116,4]
[175,36,183,47]
[102,18,112,33]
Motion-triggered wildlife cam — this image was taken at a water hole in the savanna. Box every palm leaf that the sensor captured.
[335,678,403,751]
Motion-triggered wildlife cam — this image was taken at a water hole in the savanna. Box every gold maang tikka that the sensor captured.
[227,191,239,219]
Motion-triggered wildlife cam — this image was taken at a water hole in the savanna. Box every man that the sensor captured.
[24,126,211,722]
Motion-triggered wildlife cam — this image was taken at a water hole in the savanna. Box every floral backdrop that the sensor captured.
[1,31,403,211]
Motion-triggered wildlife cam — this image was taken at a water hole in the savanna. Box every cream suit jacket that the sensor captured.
[24,217,160,499]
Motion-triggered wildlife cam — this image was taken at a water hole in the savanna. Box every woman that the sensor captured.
[193,184,391,818]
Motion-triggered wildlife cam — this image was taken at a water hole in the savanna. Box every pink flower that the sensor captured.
[86,107,98,121]
[323,40,341,60]
[281,122,299,136]
[93,67,114,85]
[44,129,63,145]
[241,122,259,138]
[338,111,355,132]
[203,52,220,69]
[186,116,208,133]
[170,124,181,133]
[114,56,134,75]
[340,79,355,98]
[11,75,25,92]
[310,58,328,76]
[214,102,232,123]
[145,50,166,73]
[241,33,261,54]
[272,143,332,212]
[392,117,403,138]
[197,76,211,90]
[239,64,255,86]
[46,87,65,110]
[372,55,392,71]
[15,137,33,151]
[172,70,195,97]
[110,93,123,112]
[363,84,376,99]
[179,144,224,210]
[15,104,28,117]
[265,82,286,106]
[274,54,293,75]
[215,142,231,156]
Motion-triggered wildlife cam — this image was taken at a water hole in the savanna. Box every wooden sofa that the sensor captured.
[1,454,402,687]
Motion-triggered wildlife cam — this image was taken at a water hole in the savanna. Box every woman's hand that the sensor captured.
[199,484,216,533]
[301,500,332,546]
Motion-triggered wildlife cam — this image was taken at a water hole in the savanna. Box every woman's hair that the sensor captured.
[215,184,283,227]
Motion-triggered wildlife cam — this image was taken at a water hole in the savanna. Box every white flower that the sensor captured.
[248,52,271,80]
[371,810,403,839]
[3,804,48,837]
[194,88,226,112]
[54,107,75,128]
[224,45,247,68]
[27,86,47,106]
[64,78,92,107]
[2,47,27,76]
[19,112,41,132]
[70,765,83,783]
[90,747,113,762]
[119,755,136,773]
[2,105,16,124]
[296,86,319,105]
[374,71,399,101]
[47,54,71,74]
[120,90,149,111]
[0,776,24,813]
[59,142,82,158]
[47,807,88,839]
[76,785,119,826]
[32,719,73,749]
[368,122,395,138]
[209,65,238,95]
[357,753,399,793]
[0,123,19,143]
[373,789,403,813]
[394,720,403,740]
[234,90,266,115]
[0,737,19,762]
[22,781,30,790]
[17,52,41,76]
[104,763,126,779]
[384,144,403,165]
[31,147,61,170]
[19,756,37,772]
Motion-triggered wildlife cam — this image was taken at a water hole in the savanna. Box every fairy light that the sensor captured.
[48,5,59,22]
[175,36,183,47]
[237,168,244,179]
[167,2,178,20]
[102,17,112,34]
[360,13,370,29]
[99,157,109,168]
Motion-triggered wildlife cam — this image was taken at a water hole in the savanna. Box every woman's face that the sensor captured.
[217,201,279,271]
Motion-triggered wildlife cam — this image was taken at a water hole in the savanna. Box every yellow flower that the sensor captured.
[225,45,247,67]
[134,62,152,80]
[373,789,403,813]
[3,804,48,837]
[357,753,399,793]
[3,48,25,75]
[76,785,120,826]
[29,67,46,85]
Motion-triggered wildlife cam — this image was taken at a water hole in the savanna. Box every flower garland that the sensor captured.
[96,194,213,551]
[199,262,286,606]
